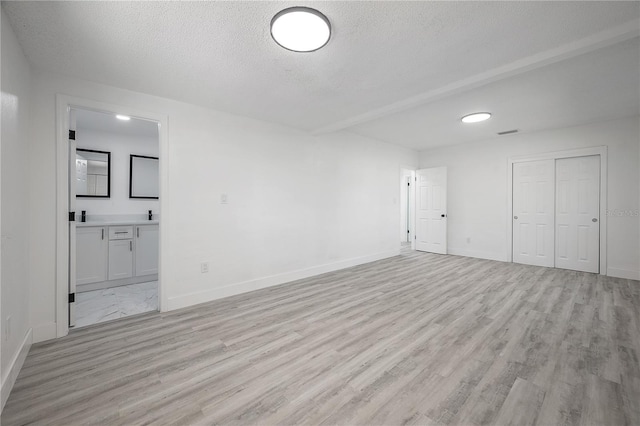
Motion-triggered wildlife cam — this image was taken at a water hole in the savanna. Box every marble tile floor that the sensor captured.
[75,281,158,328]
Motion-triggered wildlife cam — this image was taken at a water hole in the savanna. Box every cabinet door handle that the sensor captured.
[101,229,104,240]
[130,240,132,251]
[137,227,140,238]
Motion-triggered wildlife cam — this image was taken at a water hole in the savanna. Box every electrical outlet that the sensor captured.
[201,262,209,273]
[220,193,228,204]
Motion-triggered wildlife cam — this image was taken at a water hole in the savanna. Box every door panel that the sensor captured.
[415,167,447,254]
[109,240,134,280]
[536,225,546,256]
[555,156,600,273]
[135,225,159,276]
[76,227,107,285]
[512,160,554,267]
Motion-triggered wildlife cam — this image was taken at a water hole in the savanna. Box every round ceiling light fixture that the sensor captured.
[271,7,331,52]
[461,112,491,123]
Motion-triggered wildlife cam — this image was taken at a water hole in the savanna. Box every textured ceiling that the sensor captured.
[3,1,639,149]
[76,108,159,139]
[351,37,640,150]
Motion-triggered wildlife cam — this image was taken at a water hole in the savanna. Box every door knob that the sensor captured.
[441,214,446,218]
[514,216,518,220]
[592,218,598,222]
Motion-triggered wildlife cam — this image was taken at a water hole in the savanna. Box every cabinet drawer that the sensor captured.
[109,226,133,240]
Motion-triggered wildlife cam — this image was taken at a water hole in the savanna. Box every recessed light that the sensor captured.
[116,114,131,121]
[461,112,491,123]
[271,7,331,52]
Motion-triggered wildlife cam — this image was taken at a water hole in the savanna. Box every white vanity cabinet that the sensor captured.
[135,224,159,276]
[76,226,108,285]
[76,221,159,291]
[108,225,134,280]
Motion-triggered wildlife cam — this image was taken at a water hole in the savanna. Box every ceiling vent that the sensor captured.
[497,129,519,135]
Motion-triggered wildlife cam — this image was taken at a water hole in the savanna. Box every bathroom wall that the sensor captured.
[76,128,159,218]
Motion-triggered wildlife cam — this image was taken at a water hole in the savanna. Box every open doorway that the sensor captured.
[70,108,160,328]
[400,168,415,252]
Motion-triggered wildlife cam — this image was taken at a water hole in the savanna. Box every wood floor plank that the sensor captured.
[580,374,628,426]
[493,377,545,426]
[2,248,639,425]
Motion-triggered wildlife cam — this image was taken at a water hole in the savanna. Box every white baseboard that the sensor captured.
[32,321,57,343]
[1,328,32,412]
[167,249,400,311]
[78,274,158,293]
[447,248,507,262]
[607,267,640,281]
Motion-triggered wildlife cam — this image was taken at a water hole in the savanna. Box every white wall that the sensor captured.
[1,9,32,409]
[419,116,640,279]
[76,128,159,216]
[28,70,418,342]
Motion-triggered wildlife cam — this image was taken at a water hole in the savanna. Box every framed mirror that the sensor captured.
[76,149,111,198]
[130,155,159,199]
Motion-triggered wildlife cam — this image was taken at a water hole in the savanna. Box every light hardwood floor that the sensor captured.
[3,249,639,425]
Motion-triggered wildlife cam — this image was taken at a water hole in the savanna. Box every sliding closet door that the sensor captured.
[555,156,600,273]
[512,160,555,267]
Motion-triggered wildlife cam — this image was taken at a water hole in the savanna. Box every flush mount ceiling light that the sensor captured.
[115,114,131,121]
[461,112,491,123]
[271,7,331,52]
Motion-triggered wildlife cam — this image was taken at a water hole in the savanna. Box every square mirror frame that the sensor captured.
[129,154,159,199]
[76,148,111,198]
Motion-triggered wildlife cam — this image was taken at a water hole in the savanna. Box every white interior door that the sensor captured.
[555,156,600,273]
[512,160,555,267]
[416,167,447,254]
[68,109,77,327]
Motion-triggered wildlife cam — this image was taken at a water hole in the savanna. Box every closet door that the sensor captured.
[415,167,447,254]
[512,160,555,267]
[555,156,600,273]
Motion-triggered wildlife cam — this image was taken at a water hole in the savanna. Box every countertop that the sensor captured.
[76,220,159,227]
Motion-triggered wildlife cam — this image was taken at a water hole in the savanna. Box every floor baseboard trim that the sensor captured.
[167,249,400,311]
[77,274,159,293]
[447,248,507,262]
[1,328,32,413]
[607,267,640,281]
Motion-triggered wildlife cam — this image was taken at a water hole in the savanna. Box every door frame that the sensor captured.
[400,167,416,250]
[506,146,608,274]
[55,94,169,338]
